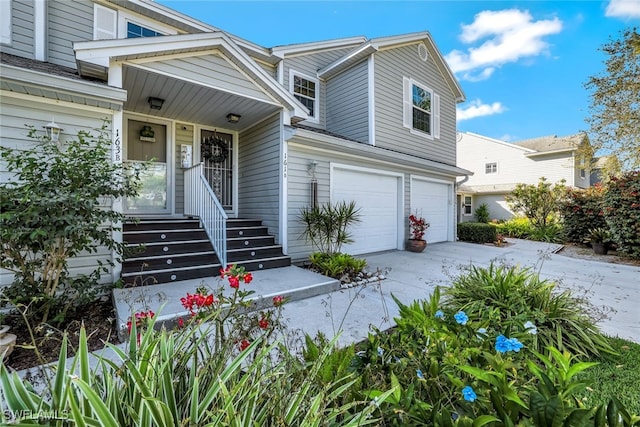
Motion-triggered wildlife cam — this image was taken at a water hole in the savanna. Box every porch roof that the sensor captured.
[74,32,309,128]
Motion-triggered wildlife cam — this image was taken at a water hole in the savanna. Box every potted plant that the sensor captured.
[406,212,429,253]
[588,227,612,255]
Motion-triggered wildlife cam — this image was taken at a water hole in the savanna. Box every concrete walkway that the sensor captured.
[114,238,640,346]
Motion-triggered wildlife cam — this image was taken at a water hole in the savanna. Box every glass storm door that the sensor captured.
[125,119,170,214]
[201,129,233,210]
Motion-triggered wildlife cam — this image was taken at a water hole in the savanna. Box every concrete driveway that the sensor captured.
[282,239,640,346]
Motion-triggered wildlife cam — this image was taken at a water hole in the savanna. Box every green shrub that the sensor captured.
[560,184,608,244]
[505,177,567,228]
[443,263,613,358]
[474,203,490,223]
[526,222,565,243]
[299,201,361,255]
[603,171,640,259]
[494,216,534,238]
[0,122,143,325]
[457,222,497,243]
[308,252,367,279]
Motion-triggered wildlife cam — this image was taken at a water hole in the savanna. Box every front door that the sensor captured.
[124,118,171,214]
[201,129,233,210]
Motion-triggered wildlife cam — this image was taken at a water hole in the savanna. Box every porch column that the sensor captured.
[108,61,124,281]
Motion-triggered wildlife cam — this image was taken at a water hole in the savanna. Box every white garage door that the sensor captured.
[411,179,451,243]
[332,167,400,255]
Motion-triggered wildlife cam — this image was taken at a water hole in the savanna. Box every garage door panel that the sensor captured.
[333,168,399,255]
[412,179,450,244]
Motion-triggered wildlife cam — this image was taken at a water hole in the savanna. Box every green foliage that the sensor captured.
[0,122,144,325]
[588,227,613,244]
[506,177,567,228]
[603,171,640,259]
[308,252,367,279]
[0,313,388,426]
[585,28,640,170]
[494,216,534,238]
[444,264,613,358]
[560,185,608,244]
[474,203,490,223]
[577,337,640,414]
[457,222,497,243]
[527,222,565,243]
[299,200,361,255]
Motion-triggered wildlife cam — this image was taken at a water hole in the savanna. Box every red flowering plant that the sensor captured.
[126,310,155,345]
[409,212,430,241]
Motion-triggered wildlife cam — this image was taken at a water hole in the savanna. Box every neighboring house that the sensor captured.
[456,132,592,222]
[0,0,469,287]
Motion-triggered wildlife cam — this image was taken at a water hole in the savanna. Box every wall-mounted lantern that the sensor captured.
[44,118,63,142]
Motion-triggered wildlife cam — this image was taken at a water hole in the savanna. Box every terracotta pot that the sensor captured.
[592,242,609,255]
[406,239,427,253]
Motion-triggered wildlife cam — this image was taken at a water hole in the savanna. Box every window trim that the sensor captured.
[402,76,440,140]
[117,11,177,39]
[462,195,473,216]
[485,162,498,174]
[289,69,319,124]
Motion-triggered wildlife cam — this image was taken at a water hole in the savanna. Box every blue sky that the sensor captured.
[159,0,639,142]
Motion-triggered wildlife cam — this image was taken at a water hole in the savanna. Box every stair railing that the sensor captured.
[184,163,228,267]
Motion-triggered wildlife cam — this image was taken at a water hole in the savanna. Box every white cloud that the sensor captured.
[457,99,506,121]
[605,0,640,18]
[445,9,563,81]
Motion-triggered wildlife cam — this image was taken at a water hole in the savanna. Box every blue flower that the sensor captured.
[495,334,524,353]
[416,369,424,379]
[462,385,477,402]
[454,311,469,325]
[377,346,384,356]
[435,310,445,319]
[524,321,538,335]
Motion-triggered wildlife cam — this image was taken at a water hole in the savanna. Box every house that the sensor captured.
[0,0,469,287]
[456,132,592,222]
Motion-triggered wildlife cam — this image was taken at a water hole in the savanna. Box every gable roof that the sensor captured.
[317,31,465,103]
[512,133,588,153]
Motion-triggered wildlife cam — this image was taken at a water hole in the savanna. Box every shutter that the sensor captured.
[402,77,412,129]
[433,93,440,139]
[94,4,117,40]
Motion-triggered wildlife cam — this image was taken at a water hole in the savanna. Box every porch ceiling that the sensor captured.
[123,65,281,130]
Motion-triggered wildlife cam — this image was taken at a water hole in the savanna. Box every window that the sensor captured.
[462,196,473,216]
[127,22,163,38]
[485,162,497,174]
[290,71,318,122]
[1,0,11,44]
[579,158,587,179]
[403,77,440,138]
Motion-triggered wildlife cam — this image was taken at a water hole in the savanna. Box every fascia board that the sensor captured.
[0,63,127,103]
[270,36,367,58]
[318,43,377,78]
[524,148,576,157]
[291,127,472,177]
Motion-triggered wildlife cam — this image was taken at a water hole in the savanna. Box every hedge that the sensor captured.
[457,222,497,244]
[560,185,607,244]
[603,171,640,259]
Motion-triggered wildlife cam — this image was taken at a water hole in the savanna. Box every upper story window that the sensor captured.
[579,157,587,179]
[0,0,11,44]
[485,162,498,174]
[403,77,440,139]
[127,22,163,38]
[289,70,319,123]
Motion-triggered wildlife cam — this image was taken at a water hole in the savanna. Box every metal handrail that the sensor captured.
[184,163,228,267]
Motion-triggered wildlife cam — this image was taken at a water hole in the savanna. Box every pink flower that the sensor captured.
[229,276,240,289]
[273,295,284,307]
[258,317,269,329]
[243,272,253,284]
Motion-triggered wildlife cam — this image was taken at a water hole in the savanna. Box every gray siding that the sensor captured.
[144,54,272,103]
[0,94,115,286]
[48,0,93,68]
[237,114,282,241]
[282,47,354,129]
[286,143,452,261]
[174,123,193,214]
[326,59,369,143]
[374,44,457,165]
[1,0,35,58]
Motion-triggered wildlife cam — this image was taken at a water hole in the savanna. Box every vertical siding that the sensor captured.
[174,123,193,214]
[282,47,355,129]
[326,59,369,142]
[47,0,93,68]
[374,44,457,164]
[0,94,116,286]
[237,114,282,240]
[2,0,35,59]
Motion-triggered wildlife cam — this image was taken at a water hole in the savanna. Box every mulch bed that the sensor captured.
[3,298,121,372]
